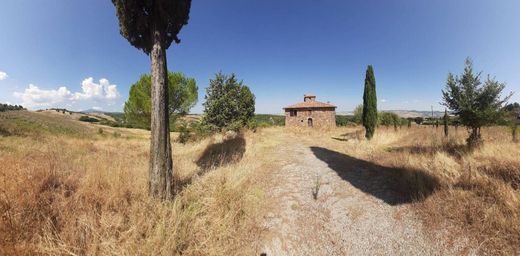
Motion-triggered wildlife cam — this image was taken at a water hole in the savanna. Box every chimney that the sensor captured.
[304,94,316,102]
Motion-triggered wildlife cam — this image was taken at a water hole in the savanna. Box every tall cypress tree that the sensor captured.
[362,65,377,140]
[111,0,192,200]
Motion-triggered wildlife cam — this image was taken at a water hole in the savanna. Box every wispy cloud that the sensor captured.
[0,71,8,81]
[381,99,387,103]
[13,77,120,109]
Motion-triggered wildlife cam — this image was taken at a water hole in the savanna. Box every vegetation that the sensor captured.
[443,109,449,137]
[124,72,198,129]
[0,103,24,112]
[414,117,424,125]
[362,65,377,139]
[378,112,400,128]
[353,104,363,124]
[254,114,284,127]
[442,58,512,149]
[111,0,192,200]
[202,72,255,131]
[0,111,266,255]
[79,115,100,123]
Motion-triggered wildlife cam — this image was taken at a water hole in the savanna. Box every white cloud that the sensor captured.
[381,99,387,103]
[92,106,102,110]
[14,84,72,108]
[0,71,8,80]
[13,77,120,109]
[73,77,119,100]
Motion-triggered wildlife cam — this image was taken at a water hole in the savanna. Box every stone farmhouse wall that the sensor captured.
[285,107,336,128]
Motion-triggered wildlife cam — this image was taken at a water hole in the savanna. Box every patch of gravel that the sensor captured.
[258,141,472,256]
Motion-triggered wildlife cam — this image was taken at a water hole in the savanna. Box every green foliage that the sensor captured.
[79,116,100,123]
[202,72,255,131]
[111,0,191,54]
[442,58,512,148]
[336,115,351,126]
[177,124,191,144]
[362,65,377,139]
[443,109,449,137]
[0,103,24,112]
[353,104,363,124]
[414,117,424,125]
[254,114,285,127]
[124,72,198,129]
[379,112,400,127]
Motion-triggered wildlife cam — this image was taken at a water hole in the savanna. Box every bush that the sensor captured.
[177,124,191,144]
[79,116,99,123]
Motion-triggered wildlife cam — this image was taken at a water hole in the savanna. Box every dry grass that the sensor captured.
[0,111,279,255]
[301,125,520,254]
[1,111,519,255]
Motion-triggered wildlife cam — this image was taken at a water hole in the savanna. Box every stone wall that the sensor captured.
[285,107,336,128]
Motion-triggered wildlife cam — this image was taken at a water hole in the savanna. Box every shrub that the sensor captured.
[79,116,99,123]
[177,124,191,144]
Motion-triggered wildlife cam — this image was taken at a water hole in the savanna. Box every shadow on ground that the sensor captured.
[196,135,246,171]
[310,147,440,205]
[174,135,246,194]
[331,130,364,142]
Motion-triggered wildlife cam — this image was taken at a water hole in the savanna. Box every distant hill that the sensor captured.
[337,110,445,118]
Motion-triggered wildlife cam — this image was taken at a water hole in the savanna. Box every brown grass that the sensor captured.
[301,125,520,254]
[0,111,278,255]
[1,111,519,255]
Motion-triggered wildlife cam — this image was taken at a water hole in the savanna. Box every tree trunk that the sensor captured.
[149,27,173,200]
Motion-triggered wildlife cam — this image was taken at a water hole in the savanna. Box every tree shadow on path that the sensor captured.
[196,135,246,172]
[310,147,440,205]
[174,135,246,195]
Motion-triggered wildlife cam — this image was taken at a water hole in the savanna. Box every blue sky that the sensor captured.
[0,0,519,114]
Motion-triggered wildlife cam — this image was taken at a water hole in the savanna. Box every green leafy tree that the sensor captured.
[443,109,449,137]
[379,112,400,128]
[362,65,377,139]
[124,72,197,129]
[442,58,512,148]
[353,104,363,124]
[203,72,255,131]
[111,0,192,200]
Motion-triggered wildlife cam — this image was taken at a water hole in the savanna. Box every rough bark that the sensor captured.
[149,26,173,200]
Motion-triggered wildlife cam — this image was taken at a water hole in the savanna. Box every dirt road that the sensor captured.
[258,135,470,255]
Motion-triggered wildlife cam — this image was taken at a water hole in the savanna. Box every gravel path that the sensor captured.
[258,139,470,256]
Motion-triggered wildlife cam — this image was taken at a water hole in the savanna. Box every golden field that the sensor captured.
[1,110,519,255]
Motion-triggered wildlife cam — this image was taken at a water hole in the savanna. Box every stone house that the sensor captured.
[283,95,336,128]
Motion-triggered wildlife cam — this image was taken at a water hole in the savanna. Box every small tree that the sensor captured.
[362,65,377,139]
[443,109,449,137]
[203,72,255,131]
[353,104,363,124]
[111,0,192,200]
[407,119,412,128]
[414,117,423,125]
[442,58,512,149]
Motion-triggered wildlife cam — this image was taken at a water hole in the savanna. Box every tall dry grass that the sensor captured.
[302,125,520,254]
[0,111,278,255]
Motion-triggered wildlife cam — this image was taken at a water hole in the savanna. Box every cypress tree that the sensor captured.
[111,0,192,200]
[443,109,449,137]
[362,65,377,140]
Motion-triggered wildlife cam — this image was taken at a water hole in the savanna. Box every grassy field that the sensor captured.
[1,111,519,255]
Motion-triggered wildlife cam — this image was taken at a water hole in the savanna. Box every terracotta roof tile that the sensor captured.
[284,101,336,109]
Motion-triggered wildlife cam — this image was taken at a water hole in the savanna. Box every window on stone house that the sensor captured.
[290,110,297,116]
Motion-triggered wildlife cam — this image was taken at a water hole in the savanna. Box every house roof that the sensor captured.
[284,100,337,109]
